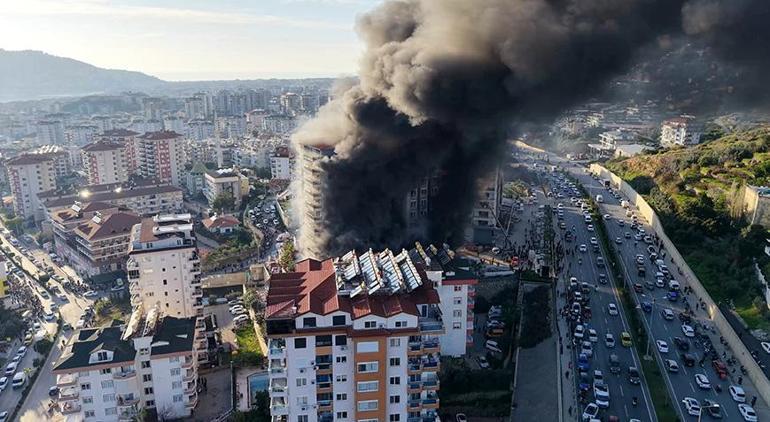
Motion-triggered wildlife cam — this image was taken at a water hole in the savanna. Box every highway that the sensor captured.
[563,160,770,420]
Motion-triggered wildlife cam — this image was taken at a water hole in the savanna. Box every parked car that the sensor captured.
[682,397,701,417]
[11,372,25,389]
[738,404,758,422]
[730,385,747,403]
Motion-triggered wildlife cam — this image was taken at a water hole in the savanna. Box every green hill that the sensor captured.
[606,127,770,329]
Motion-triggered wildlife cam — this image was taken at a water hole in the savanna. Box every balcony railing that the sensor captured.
[117,395,139,406]
[271,405,289,415]
[56,374,78,387]
[61,400,81,415]
[419,321,444,333]
[408,399,421,409]
[113,369,136,380]
[58,386,79,400]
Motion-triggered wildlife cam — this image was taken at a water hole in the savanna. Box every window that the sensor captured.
[169,356,180,363]
[297,396,308,405]
[139,348,150,356]
[364,321,377,328]
[357,400,378,412]
[356,341,379,353]
[143,374,152,382]
[173,394,183,403]
[453,310,462,318]
[302,317,316,328]
[336,375,347,382]
[170,368,181,376]
[296,378,307,387]
[389,338,401,347]
[389,395,401,404]
[101,380,114,389]
[82,396,93,404]
[390,415,401,422]
[146,400,155,407]
[389,357,401,366]
[144,387,154,395]
[336,393,347,400]
[357,362,378,373]
[297,417,308,422]
[453,322,462,329]
[337,411,348,419]
[336,356,347,363]
[85,410,95,418]
[294,338,307,349]
[332,315,346,326]
[105,407,118,416]
[97,351,109,361]
[103,393,115,402]
[141,361,151,369]
[357,381,379,392]
[172,381,183,389]
[81,383,91,391]
[395,320,407,328]
[316,335,332,347]
[389,376,400,385]
[100,367,112,375]
[454,285,462,291]
[78,371,89,377]
[453,297,462,305]
[335,335,347,346]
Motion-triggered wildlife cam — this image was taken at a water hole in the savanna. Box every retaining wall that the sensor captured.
[589,163,770,404]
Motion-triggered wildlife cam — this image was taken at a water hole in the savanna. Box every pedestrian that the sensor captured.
[565,370,570,379]
[739,376,743,385]
[752,396,757,407]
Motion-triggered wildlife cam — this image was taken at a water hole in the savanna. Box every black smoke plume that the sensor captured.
[293,0,767,258]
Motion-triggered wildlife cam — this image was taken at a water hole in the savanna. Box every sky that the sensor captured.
[0,0,381,80]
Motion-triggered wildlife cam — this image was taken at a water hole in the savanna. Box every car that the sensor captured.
[656,340,669,353]
[62,323,72,331]
[581,403,599,420]
[76,319,86,329]
[641,302,652,313]
[592,370,604,386]
[588,329,598,343]
[10,355,20,364]
[4,362,17,376]
[110,284,125,292]
[58,294,68,302]
[712,359,728,379]
[11,372,25,389]
[607,303,618,316]
[48,386,60,397]
[618,219,625,226]
[682,397,701,417]
[621,332,632,347]
[661,308,674,321]
[579,244,587,252]
[615,237,623,244]
[633,283,643,293]
[83,290,98,298]
[0,411,6,422]
[596,256,605,267]
[577,353,590,371]
[762,341,770,354]
[587,224,594,231]
[695,373,711,389]
[673,337,689,351]
[455,414,468,422]
[0,377,7,392]
[233,314,250,325]
[682,324,695,337]
[44,312,55,321]
[738,404,758,422]
[628,366,640,384]
[665,359,679,373]
[589,237,598,246]
[229,305,245,314]
[730,385,747,403]
[476,356,490,369]
[681,353,696,367]
[625,232,632,239]
[581,341,593,358]
[604,333,615,348]
[644,279,655,290]
[703,399,723,419]
[16,346,26,358]
[574,324,585,339]
[593,382,610,408]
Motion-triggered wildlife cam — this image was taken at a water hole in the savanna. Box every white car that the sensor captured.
[590,237,598,246]
[229,305,245,314]
[581,341,593,358]
[587,224,594,232]
[681,324,695,337]
[15,346,26,358]
[695,373,711,389]
[582,403,599,420]
[588,329,598,343]
[4,362,17,376]
[593,382,610,408]
[605,333,615,348]
[0,377,7,393]
[579,244,588,253]
[762,342,770,354]
[233,314,250,325]
[739,404,758,422]
[83,290,98,298]
[574,324,585,339]
[608,303,619,316]
[44,312,55,321]
[665,359,679,373]
[730,385,747,403]
[661,309,674,320]
[656,340,669,353]
[593,370,604,387]
[0,411,7,422]
[682,397,701,417]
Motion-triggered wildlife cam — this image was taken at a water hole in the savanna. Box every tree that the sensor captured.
[212,192,236,212]
[278,242,296,272]
[4,217,23,235]
[242,288,258,310]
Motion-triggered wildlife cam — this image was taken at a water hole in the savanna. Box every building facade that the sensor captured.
[660,117,702,147]
[270,146,295,181]
[6,154,57,221]
[82,141,131,185]
[137,131,186,187]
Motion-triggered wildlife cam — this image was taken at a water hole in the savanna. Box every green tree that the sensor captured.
[34,338,53,354]
[38,274,50,284]
[4,217,23,234]
[242,288,258,310]
[278,242,296,272]
[212,193,236,212]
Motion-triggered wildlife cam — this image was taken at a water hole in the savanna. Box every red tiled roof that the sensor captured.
[74,212,140,241]
[6,154,52,166]
[202,215,239,229]
[82,141,124,152]
[138,130,182,140]
[101,129,139,137]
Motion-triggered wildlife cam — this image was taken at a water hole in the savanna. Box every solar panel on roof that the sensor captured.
[350,283,364,298]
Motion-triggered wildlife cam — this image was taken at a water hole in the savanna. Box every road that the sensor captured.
[547,158,770,421]
[539,169,657,421]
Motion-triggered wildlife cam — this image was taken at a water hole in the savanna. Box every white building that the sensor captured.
[65,124,98,146]
[37,120,65,144]
[185,119,215,141]
[136,131,186,187]
[41,181,184,218]
[82,141,130,185]
[203,168,250,209]
[661,117,702,147]
[466,168,503,245]
[6,154,57,221]
[265,244,476,422]
[270,146,295,180]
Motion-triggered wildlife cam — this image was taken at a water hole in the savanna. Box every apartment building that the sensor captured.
[41,180,184,218]
[298,144,336,258]
[660,117,702,147]
[466,168,503,245]
[270,146,295,181]
[37,119,65,144]
[203,168,250,209]
[52,310,201,421]
[50,202,141,277]
[136,131,186,187]
[6,153,57,221]
[100,129,141,175]
[34,145,73,178]
[265,243,476,422]
[82,141,131,185]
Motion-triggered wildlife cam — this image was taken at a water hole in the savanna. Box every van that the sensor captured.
[11,371,25,389]
[485,340,502,354]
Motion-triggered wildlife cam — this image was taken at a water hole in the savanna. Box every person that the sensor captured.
[632,396,638,406]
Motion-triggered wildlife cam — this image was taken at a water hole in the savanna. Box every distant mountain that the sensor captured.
[0,49,166,102]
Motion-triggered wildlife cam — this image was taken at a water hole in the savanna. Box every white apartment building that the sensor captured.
[82,141,130,185]
[65,124,99,146]
[203,168,250,209]
[100,129,141,176]
[185,119,215,141]
[37,120,65,144]
[34,145,73,178]
[270,146,295,181]
[41,181,184,218]
[661,117,702,147]
[466,168,503,245]
[52,310,201,421]
[265,244,476,422]
[136,131,186,187]
[298,144,336,258]
[6,153,57,221]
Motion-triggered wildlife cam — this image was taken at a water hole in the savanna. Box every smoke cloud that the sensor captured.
[292,0,769,258]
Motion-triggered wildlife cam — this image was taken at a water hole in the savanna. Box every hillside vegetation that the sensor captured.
[606,127,770,329]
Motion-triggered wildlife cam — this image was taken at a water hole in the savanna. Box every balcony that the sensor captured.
[182,357,194,368]
[58,386,79,400]
[408,363,422,374]
[422,379,440,390]
[269,339,286,357]
[56,374,77,387]
[419,321,444,333]
[408,342,422,355]
[192,288,203,298]
[270,379,287,393]
[185,393,199,408]
[422,359,440,372]
[60,400,81,415]
[423,340,440,353]
[183,369,196,382]
[422,398,440,409]
[271,404,288,416]
[185,381,197,394]
[113,369,136,380]
[408,381,422,393]
[118,409,138,421]
[117,395,139,407]
[408,399,422,410]
[196,340,207,351]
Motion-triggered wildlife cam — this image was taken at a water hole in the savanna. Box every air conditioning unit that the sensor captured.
[299,368,305,373]
[310,380,315,384]
[340,345,348,351]
[300,406,308,412]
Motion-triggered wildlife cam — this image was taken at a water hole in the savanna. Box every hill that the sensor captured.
[0,49,166,102]
[605,127,770,329]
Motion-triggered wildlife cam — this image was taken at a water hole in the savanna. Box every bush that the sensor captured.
[34,338,53,355]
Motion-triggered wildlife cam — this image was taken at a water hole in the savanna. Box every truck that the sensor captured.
[596,194,604,203]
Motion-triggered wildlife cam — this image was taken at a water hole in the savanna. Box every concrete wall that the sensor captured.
[589,163,770,404]
[744,186,770,228]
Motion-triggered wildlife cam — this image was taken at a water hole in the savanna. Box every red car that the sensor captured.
[712,359,728,379]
